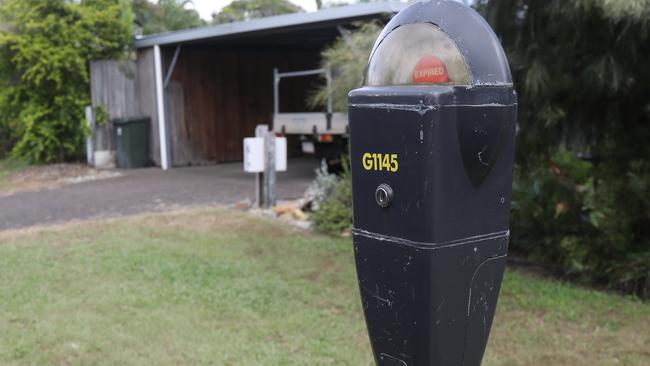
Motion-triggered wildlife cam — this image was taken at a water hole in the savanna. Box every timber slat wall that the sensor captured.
[91,43,328,167]
[90,58,161,166]
[89,60,139,152]
[163,46,320,166]
[135,49,160,166]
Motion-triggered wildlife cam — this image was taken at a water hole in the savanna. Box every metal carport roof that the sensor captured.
[133,2,406,48]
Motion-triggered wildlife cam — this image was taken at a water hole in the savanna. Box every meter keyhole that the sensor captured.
[375,183,394,208]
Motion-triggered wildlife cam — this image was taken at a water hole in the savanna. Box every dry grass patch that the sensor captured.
[0,161,120,197]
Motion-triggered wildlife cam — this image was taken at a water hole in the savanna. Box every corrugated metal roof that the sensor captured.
[134,2,405,48]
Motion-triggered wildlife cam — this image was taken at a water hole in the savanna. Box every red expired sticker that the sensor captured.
[412,55,449,84]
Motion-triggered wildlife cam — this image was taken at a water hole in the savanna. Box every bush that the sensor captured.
[511,150,650,298]
[0,0,132,162]
[584,159,650,297]
[304,160,338,209]
[307,4,650,298]
[311,158,353,235]
[510,151,595,265]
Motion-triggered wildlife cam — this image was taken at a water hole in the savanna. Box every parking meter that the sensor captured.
[348,1,516,365]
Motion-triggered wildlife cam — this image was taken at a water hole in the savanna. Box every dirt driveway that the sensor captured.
[0,158,318,231]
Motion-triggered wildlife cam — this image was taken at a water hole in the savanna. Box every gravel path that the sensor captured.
[0,158,318,231]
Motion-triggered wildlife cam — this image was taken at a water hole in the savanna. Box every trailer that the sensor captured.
[272,68,348,167]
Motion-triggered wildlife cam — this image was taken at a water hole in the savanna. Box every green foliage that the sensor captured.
[309,1,650,297]
[510,151,596,273]
[133,0,205,35]
[584,160,650,296]
[212,0,303,24]
[0,0,132,163]
[511,152,650,298]
[94,104,111,126]
[482,0,650,298]
[479,0,650,166]
[308,22,381,112]
[312,158,353,235]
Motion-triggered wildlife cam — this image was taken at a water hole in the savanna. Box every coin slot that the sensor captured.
[375,183,394,208]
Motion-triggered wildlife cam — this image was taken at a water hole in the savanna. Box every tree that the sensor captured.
[479,0,650,297]
[212,0,303,24]
[0,0,132,162]
[308,22,382,112]
[477,0,650,166]
[133,0,205,35]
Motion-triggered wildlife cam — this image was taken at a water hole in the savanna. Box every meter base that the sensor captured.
[353,230,509,366]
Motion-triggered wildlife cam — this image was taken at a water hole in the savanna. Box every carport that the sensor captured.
[89,2,403,170]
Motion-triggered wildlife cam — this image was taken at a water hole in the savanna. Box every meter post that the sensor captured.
[347,1,517,365]
[263,130,276,208]
[254,125,268,207]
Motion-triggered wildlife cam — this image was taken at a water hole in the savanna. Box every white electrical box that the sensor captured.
[243,137,287,173]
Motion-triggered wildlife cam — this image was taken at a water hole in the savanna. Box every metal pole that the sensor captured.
[255,125,268,208]
[256,168,264,208]
[163,45,182,89]
[84,106,94,166]
[326,69,333,114]
[276,68,327,78]
[273,67,331,117]
[273,68,279,115]
[153,44,170,170]
[264,132,276,208]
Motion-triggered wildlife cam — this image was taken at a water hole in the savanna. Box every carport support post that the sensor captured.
[154,44,170,170]
[264,131,276,208]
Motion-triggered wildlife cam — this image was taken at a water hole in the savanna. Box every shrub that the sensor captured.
[312,158,353,235]
[0,0,132,162]
[511,150,650,298]
[304,160,338,210]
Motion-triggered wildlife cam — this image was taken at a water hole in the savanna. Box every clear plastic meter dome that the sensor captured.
[366,23,470,86]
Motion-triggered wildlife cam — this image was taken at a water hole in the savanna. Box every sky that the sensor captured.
[186,0,339,20]
[166,1,471,22]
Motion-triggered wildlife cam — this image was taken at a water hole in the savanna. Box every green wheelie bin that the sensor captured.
[113,116,150,169]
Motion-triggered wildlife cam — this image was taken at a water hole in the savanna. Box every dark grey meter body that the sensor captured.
[348,1,517,366]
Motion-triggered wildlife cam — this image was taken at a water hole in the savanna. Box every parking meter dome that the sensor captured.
[366,23,471,86]
[367,0,512,86]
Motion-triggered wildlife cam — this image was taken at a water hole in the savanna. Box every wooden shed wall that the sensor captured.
[90,56,162,166]
[89,60,139,152]
[135,48,161,166]
[162,46,321,166]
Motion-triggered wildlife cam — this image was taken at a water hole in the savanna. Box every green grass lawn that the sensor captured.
[0,209,648,365]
